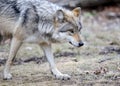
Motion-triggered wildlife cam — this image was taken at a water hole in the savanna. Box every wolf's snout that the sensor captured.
[69,41,84,47]
[78,42,84,47]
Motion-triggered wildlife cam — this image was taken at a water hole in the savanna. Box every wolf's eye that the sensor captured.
[68,30,74,34]
[70,30,74,33]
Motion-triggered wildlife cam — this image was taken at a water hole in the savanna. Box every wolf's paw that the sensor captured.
[3,73,12,80]
[55,73,71,80]
[51,68,71,80]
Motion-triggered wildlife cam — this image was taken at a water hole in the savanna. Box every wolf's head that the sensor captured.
[53,7,83,47]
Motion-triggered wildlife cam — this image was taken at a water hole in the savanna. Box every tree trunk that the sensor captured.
[48,0,120,8]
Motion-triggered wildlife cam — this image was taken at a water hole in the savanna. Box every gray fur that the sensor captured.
[0,0,70,42]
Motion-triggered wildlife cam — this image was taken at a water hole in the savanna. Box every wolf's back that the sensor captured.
[0,0,9,3]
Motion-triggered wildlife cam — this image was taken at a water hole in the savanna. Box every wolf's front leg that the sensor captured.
[40,43,71,80]
[3,37,22,80]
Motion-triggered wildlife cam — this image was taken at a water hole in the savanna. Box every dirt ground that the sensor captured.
[0,6,120,86]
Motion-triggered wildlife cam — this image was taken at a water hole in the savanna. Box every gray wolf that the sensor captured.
[0,0,83,80]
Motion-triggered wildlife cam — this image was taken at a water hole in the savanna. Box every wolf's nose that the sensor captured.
[78,42,84,47]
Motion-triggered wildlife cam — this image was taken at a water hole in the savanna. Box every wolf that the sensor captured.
[0,0,84,80]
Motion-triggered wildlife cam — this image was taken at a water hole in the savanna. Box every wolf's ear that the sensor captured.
[54,10,65,23]
[72,7,81,17]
